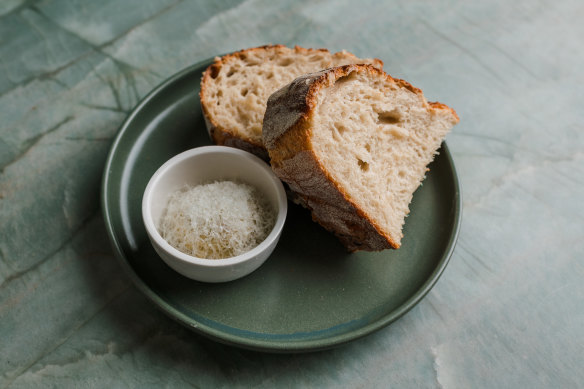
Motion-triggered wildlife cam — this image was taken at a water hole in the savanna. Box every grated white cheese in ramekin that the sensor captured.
[158,180,276,259]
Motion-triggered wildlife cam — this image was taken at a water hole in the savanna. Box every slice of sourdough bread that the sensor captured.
[199,45,383,159]
[262,64,459,251]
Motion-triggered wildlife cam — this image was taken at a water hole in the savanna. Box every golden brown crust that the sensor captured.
[263,64,458,251]
[199,45,383,160]
[429,101,460,122]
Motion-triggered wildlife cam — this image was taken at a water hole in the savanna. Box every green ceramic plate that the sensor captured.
[101,58,461,352]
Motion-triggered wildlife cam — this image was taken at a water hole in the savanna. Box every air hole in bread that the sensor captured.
[241,88,248,97]
[227,69,235,78]
[209,65,220,79]
[335,123,347,134]
[377,109,402,125]
[278,58,293,66]
[357,159,369,171]
[365,143,371,152]
[309,55,324,62]
[266,72,274,79]
[389,127,408,138]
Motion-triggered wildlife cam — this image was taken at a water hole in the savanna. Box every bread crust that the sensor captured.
[199,45,383,160]
[263,64,459,251]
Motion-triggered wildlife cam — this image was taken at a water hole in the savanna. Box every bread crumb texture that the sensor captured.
[311,69,457,246]
[200,45,382,149]
[158,181,276,259]
[264,64,459,250]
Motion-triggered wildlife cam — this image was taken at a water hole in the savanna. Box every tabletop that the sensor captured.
[1,0,583,387]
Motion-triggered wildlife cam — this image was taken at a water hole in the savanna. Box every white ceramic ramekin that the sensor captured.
[142,146,287,282]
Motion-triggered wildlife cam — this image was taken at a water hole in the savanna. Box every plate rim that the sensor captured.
[101,58,462,353]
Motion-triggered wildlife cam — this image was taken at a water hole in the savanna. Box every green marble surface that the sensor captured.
[1,0,582,387]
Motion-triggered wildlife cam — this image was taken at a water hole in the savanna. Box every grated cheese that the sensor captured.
[158,180,276,259]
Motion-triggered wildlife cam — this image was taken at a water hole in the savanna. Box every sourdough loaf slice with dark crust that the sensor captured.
[199,45,383,159]
[263,64,459,251]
